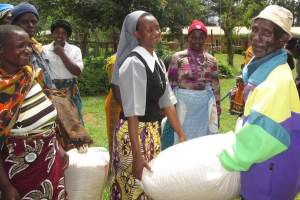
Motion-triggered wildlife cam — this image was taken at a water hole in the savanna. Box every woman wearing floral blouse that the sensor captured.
[167,19,221,142]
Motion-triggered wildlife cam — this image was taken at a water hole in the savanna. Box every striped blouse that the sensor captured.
[10,82,57,136]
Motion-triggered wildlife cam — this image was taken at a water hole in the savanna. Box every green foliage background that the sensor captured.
[78,55,109,96]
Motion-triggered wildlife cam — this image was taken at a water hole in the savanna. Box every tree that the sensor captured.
[21,0,168,55]
[239,0,268,27]
[210,0,267,66]
[12,0,209,56]
[157,0,209,49]
[161,0,208,34]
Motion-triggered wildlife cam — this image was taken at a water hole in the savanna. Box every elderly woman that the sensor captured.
[218,5,300,200]
[167,19,220,143]
[0,3,13,25]
[11,2,53,88]
[0,25,67,200]
[111,11,186,199]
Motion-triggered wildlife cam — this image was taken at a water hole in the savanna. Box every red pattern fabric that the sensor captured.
[0,66,34,136]
[1,130,67,200]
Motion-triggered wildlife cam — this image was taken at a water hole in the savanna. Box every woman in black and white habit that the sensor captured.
[110,11,186,199]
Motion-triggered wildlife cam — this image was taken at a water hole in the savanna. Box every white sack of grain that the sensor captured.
[142,133,240,200]
[65,147,109,200]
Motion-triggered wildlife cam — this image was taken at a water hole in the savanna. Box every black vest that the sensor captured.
[128,52,166,122]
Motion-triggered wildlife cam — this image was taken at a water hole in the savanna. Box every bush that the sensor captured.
[218,60,234,78]
[234,48,244,55]
[156,42,174,62]
[78,55,109,96]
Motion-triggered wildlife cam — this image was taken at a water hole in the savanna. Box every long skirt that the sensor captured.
[111,118,160,200]
[1,129,67,200]
[173,87,218,143]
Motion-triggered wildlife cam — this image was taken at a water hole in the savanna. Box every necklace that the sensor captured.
[196,55,207,66]
[188,48,207,67]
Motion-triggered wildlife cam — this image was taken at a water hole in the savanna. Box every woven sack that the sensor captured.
[65,147,110,200]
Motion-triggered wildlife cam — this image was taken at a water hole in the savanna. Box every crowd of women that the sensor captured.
[0,1,300,200]
[0,2,85,200]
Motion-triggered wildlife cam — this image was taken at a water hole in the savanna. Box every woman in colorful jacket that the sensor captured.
[219,5,300,200]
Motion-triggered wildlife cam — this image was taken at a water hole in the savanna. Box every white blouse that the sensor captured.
[43,42,84,79]
[119,46,177,117]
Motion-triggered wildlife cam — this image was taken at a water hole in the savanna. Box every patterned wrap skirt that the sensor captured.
[0,128,67,200]
[111,118,160,200]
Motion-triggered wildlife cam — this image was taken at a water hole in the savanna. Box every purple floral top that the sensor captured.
[168,48,221,114]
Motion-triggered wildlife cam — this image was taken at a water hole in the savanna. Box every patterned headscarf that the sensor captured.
[111,10,146,85]
[0,3,13,20]
[0,66,35,136]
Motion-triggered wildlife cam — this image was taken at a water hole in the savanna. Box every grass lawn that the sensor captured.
[80,53,300,199]
[82,95,107,148]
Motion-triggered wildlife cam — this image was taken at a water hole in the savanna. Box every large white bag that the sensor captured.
[65,147,109,200]
[142,133,240,200]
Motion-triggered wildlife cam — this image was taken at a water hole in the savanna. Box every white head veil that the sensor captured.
[111,10,146,86]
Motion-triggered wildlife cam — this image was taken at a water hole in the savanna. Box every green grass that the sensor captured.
[215,53,244,70]
[82,96,108,148]
[217,53,243,133]
[219,78,238,133]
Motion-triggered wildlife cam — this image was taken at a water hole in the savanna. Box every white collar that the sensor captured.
[132,46,160,72]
